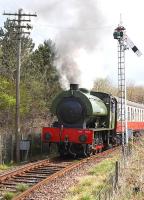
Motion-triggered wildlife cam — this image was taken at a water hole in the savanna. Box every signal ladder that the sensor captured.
[117,39,127,150]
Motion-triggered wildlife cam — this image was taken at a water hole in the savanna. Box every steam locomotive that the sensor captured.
[42,84,118,157]
[42,84,144,157]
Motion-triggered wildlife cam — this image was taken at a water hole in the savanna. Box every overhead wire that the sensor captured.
[32,22,113,31]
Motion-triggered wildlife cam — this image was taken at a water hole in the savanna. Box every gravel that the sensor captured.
[25,157,104,200]
[0,150,118,200]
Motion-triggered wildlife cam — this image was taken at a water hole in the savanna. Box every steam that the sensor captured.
[32,0,105,88]
[59,56,81,87]
[56,0,104,88]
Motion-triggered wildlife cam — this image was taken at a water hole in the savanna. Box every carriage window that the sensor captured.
[131,108,133,121]
[135,108,137,121]
[128,107,130,121]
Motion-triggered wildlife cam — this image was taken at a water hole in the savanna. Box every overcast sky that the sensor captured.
[0,0,144,88]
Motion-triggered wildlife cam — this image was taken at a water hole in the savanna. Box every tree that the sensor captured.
[93,78,144,104]
[127,81,144,103]
[30,40,61,104]
[0,19,62,163]
[0,76,15,127]
[92,77,117,95]
[0,19,34,80]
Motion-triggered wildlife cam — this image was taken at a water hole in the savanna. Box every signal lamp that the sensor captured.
[113,31,123,39]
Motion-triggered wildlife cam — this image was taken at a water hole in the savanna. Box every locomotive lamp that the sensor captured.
[45,132,51,141]
[79,134,87,143]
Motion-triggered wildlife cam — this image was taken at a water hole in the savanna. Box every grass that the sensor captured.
[2,183,29,200]
[112,138,144,200]
[0,163,15,171]
[65,139,144,200]
[65,154,120,200]
[3,192,15,200]
[1,183,29,200]
[88,157,118,176]
[16,183,29,192]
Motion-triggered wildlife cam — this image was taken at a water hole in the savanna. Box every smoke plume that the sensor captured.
[31,0,105,88]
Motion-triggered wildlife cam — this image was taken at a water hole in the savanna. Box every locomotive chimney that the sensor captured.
[70,84,79,90]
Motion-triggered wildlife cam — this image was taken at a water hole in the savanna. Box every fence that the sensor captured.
[0,131,14,163]
[95,145,134,200]
[0,127,51,163]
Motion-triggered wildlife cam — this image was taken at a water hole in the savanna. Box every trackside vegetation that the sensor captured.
[3,192,15,200]
[0,19,61,163]
[65,154,120,200]
[65,138,144,200]
[112,138,144,200]
[0,163,15,171]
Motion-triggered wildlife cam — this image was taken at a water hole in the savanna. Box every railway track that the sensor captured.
[0,148,118,200]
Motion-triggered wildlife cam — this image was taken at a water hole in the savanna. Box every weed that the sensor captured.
[0,163,15,171]
[16,183,29,192]
[3,192,15,200]
[65,155,119,200]
[88,158,116,176]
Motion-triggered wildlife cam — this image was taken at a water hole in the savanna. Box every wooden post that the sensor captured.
[0,134,2,164]
[115,161,119,188]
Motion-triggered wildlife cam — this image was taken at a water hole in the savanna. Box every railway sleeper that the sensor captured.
[29,169,60,173]
[11,177,39,182]
[13,174,47,179]
[34,166,65,170]
[1,182,18,185]
[0,184,17,189]
[9,178,39,184]
[1,181,33,187]
[24,172,55,176]
[0,187,17,192]
[35,166,65,169]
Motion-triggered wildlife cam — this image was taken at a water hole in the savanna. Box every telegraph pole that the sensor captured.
[3,9,37,162]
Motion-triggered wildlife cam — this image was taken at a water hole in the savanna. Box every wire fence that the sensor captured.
[95,145,135,200]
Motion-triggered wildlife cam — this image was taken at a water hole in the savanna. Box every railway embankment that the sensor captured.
[112,138,144,200]
[65,137,144,200]
[65,152,120,200]
[0,139,143,200]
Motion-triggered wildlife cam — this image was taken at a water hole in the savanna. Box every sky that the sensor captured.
[0,0,144,89]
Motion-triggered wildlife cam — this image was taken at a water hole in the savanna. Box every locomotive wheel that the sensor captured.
[58,143,68,157]
[86,144,92,156]
[69,144,83,157]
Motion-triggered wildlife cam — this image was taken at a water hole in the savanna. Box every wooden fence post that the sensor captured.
[115,161,119,188]
[0,134,2,164]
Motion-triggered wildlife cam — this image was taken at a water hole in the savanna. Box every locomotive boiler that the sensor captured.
[42,84,117,157]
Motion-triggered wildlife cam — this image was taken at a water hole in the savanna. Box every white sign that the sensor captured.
[20,140,30,151]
